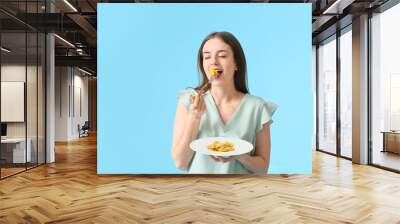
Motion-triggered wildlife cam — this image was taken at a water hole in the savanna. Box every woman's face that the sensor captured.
[202,37,237,86]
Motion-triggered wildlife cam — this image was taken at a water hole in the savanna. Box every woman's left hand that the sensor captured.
[210,155,236,163]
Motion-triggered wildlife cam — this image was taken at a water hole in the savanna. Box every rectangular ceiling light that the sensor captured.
[323,0,355,15]
[63,0,78,12]
[1,47,11,53]
[54,34,75,48]
[78,67,93,76]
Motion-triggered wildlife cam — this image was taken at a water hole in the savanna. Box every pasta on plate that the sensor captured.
[207,140,235,152]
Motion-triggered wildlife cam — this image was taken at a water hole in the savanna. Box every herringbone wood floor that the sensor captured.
[1,134,400,224]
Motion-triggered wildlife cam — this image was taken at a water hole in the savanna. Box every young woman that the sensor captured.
[171,31,277,174]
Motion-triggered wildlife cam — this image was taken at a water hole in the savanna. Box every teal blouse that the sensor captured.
[177,89,277,174]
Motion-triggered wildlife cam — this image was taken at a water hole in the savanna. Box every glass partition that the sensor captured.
[27,30,38,169]
[0,1,46,179]
[317,35,337,155]
[1,31,28,177]
[339,28,352,158]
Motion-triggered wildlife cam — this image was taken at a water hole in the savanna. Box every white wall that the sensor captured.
[72,73,89,138]
[55,66,69,141]
[1,65,41,137]
[1,82,25,122]
[55,67,89,141]
[1,65,26,132]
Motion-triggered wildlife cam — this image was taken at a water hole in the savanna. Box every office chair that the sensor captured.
[79,121,90,138]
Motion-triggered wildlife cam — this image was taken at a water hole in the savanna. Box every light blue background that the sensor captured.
[98,3,312,174]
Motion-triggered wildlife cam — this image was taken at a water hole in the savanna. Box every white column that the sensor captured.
[46,1,55,163]
[352,14,369,164]
[46,33,55,163]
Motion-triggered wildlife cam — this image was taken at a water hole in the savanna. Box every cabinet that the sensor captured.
[382,131,400,154]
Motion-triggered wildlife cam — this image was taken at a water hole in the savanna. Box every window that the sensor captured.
[317,36,337,154]
[371,2,400,171]
[339,28,352,158]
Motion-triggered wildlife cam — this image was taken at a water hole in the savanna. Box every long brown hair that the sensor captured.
[195,31,249,94]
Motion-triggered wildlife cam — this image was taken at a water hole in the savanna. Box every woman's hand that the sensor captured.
[189,91,206,120]
[171,90,206,170]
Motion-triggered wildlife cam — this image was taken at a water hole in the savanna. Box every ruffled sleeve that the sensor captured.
[256,100,278,133]
[177,89,195,111]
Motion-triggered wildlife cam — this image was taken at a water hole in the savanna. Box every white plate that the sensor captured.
[190,137,253,157]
